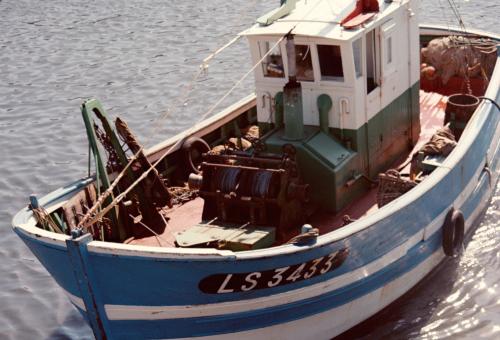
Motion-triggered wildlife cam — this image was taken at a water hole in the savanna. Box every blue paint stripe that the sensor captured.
[108,229,443,339]
[460,169,491,219]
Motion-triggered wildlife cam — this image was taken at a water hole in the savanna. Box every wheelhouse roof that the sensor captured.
[241,0,390,41]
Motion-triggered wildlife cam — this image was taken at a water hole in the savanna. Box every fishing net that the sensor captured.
[421,36,497,85]
[377,170,417,208]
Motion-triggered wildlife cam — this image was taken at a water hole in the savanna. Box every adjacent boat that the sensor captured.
[12,1,499,339]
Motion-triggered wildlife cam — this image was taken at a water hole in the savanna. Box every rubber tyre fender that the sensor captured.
[181,136,210,175]
[442,208,465,256]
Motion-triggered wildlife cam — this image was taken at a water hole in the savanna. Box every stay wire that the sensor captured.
[143,0,261,147]
[79,36,287,229]
[79,0,326,230]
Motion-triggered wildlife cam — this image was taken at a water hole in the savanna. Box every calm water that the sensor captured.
[0,0,498,339]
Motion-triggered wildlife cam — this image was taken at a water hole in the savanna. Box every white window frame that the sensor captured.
[258,40,286,80]
[294,43,315,82]
[381,19,397,77]
[316,43,345,83]
[313,40,353,87]
[352,37,363,79]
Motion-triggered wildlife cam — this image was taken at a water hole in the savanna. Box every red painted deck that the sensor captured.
[130,90,448,247]
[128,197,204,247]
[401,90,447,173]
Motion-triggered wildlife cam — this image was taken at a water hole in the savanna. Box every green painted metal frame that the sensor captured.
[81,99,126,241]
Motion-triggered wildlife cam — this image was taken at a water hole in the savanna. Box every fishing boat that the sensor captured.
[12,0,499,339]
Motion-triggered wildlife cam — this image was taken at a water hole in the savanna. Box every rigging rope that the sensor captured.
[202,35,242,71]
[78,0,326,230]
[446,0,468,34]
[33,206,63,234]
[77,146,143,229]
[143,0,261,147]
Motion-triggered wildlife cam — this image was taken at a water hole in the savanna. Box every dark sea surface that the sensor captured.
[0,0,498,339]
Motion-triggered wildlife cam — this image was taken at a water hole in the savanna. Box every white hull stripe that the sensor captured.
[186,250,447,340]
[103,230,422,321]
[186,186,493,340]
[103,159,492,321]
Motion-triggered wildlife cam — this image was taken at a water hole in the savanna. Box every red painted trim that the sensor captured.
[341,0,379,28]
[342,12,377,30]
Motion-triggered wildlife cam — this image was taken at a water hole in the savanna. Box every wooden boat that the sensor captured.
[12,1,500,339]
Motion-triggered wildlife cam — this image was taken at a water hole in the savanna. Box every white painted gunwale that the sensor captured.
[146,94,257,164]
[12,25,500,261]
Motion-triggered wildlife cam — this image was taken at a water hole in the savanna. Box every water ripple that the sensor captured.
[0,0,498,339]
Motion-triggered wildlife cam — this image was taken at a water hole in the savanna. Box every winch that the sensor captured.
[182,145,310,246]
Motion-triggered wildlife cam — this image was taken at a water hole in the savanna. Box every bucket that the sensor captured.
[445,93,480,140]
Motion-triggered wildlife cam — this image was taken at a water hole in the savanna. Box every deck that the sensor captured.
[129,90,448,247]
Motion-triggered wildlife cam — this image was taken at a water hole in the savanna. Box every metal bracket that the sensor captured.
[66,233,110,340]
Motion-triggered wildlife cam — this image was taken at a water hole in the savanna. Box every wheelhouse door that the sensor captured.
[366,28,381,119]
[365,27,383,172]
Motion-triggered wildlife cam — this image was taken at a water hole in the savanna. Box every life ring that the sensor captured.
[181,137,210,174]
[442,208,464,256]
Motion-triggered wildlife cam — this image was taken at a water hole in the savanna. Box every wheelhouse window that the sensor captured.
[386,37,393,64]
[353,38,362,78]
[366,28,379,93]
[318,44,344,81]
[295,44,314,82]
[259,41,284,78]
